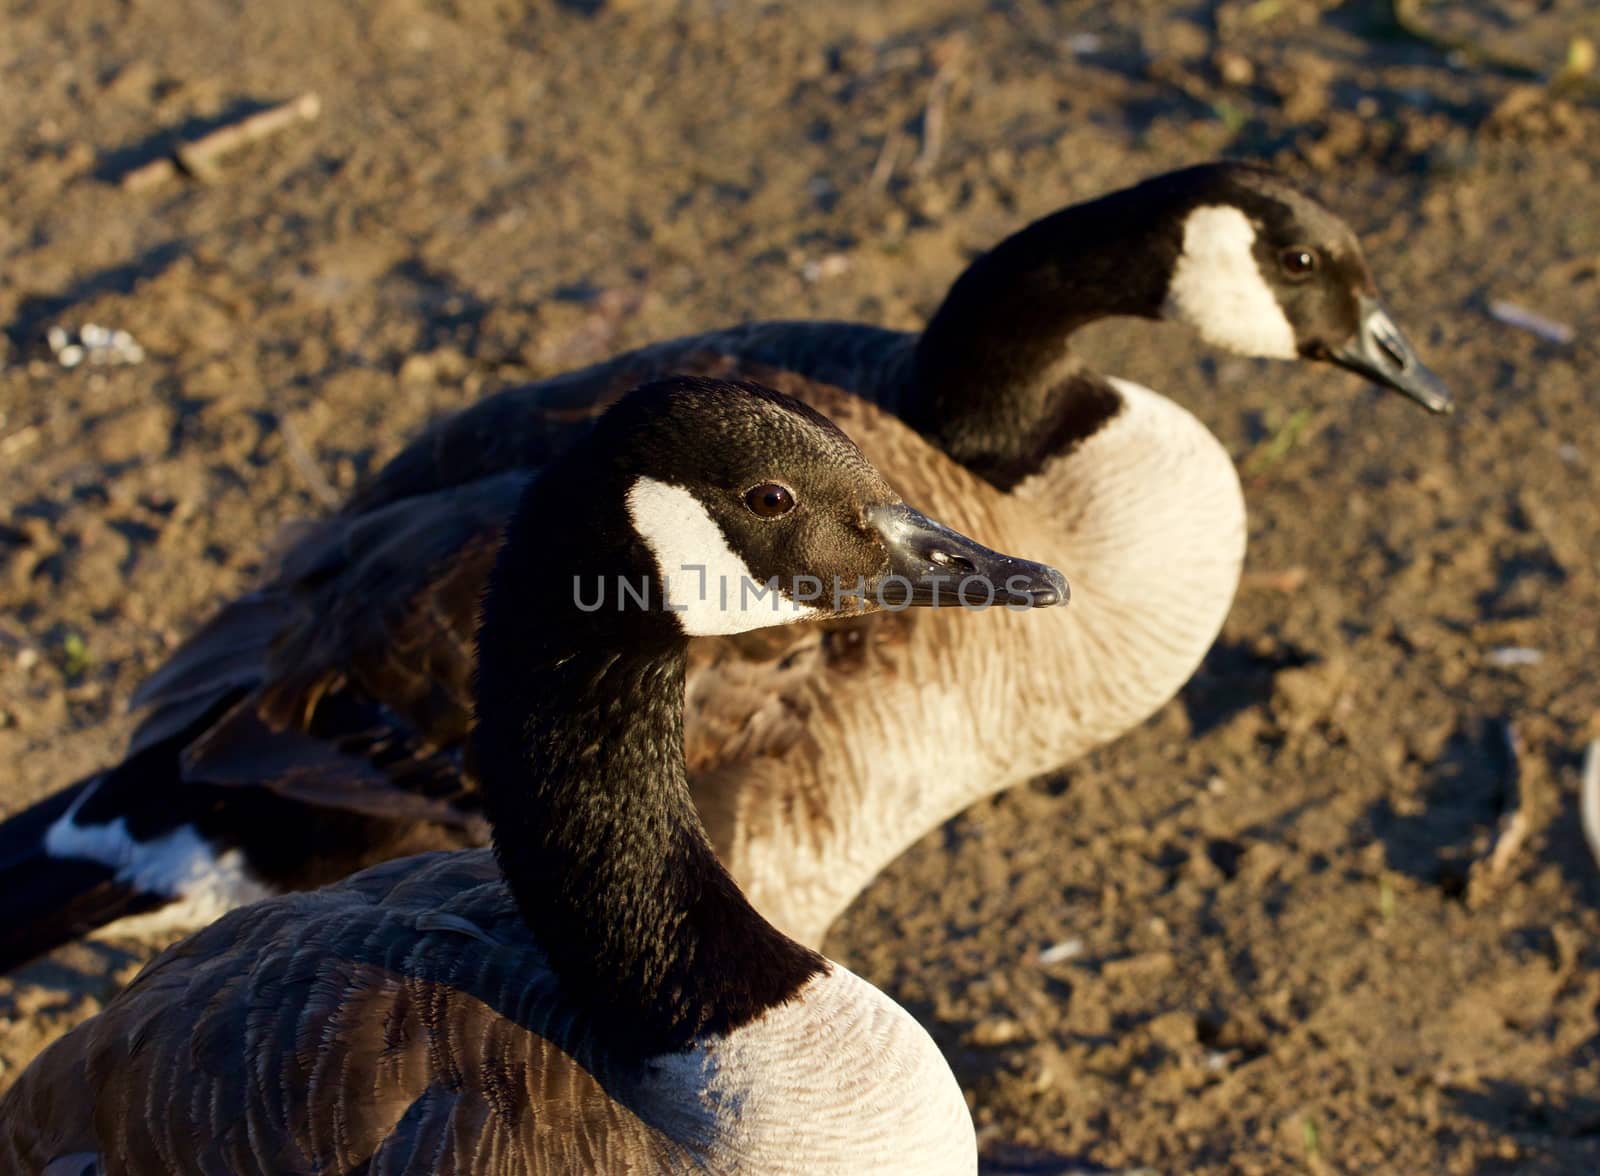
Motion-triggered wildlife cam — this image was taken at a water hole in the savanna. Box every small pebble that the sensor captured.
[801,253,851,282]
[45,321,146,367]
[1037,938,1084,965]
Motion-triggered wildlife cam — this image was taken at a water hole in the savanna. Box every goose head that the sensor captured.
[535,375,1068,644]
[1155,162,1453,413]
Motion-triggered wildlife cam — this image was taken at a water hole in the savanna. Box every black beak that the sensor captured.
[1330,293,1453,414]
[866,503,1068,610]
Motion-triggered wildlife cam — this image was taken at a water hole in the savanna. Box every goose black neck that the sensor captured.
[905,181,1185,489]
[473,478,825,1059]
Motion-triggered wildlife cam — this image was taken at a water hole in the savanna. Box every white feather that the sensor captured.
[44,784,274,937]
[1163,205,1298,359]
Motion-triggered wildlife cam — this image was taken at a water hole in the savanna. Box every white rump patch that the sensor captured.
[625,476,820,637]
[44,782,275,934]
[1162,205,1298,359]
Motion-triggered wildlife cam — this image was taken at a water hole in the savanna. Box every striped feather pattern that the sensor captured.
[0,851,973,1175]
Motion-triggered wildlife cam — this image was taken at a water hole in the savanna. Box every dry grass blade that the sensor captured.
[277,414,339,508]
[1240,566,1308,593]
[911,72,952,179]
[868,130,906,192]
[1242,406,1326,480]
[911,34,965,180]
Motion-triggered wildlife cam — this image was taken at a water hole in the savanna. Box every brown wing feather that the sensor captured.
[0,852,697,1174]
[255,473,529,736]
[130,474,528,826]
[114,330,946,838]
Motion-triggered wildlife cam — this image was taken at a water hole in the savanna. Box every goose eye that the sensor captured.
[1279,247,1317,279]
[744,482,796,518]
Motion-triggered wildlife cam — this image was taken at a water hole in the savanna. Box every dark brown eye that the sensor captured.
[744,482,796,518]
[1280,247,1317,279]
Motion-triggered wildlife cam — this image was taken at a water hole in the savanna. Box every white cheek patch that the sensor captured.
[1162,205,1298,360]
[625,476,820,637]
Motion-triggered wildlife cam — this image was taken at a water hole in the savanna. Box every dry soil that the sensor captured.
[2,1,1598,1172]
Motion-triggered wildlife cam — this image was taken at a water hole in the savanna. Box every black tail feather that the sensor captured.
[0,779,169,974]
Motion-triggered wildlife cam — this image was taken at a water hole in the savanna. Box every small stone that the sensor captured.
[1037,938,1084,965]
[1146,1010,1197,1049]
[1214,49,1254,87]
[800,253,851,282]
[968,1016,1026,1046]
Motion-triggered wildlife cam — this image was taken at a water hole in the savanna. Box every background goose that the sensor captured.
[0,160,1451,961]
[0,376,1069,1175]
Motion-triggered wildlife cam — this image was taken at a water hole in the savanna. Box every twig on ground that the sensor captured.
[1240,566,1308,593]
[911,71,952,179]
[868,131,906,192]
[122,93,322,191]
[277,414,339,508]
[1483,720,1530,879]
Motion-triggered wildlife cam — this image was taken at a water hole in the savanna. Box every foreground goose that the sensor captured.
[0,376,1067,1174]
[0,160,1452,962]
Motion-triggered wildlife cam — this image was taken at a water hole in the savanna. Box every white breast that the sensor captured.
[638,965,976,1175]
[722,376,1247,947]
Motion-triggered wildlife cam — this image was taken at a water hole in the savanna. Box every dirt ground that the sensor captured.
[1,0,1597,1171]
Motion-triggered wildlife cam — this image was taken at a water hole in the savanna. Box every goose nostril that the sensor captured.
[928,549,978,575]
[1373,324,1409,370]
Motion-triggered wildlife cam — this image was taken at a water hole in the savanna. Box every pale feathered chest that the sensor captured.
[637,967,976,1175]
[717,378,1247,945]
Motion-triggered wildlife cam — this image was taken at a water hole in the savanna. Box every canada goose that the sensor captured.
[0,160,1451,962]
[0,376,1068,1174]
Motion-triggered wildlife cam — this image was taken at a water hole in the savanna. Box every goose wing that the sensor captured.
[131,472,527,829]
[124,344,727,825]
[0,852,697,1175]
[116,333,933,838]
